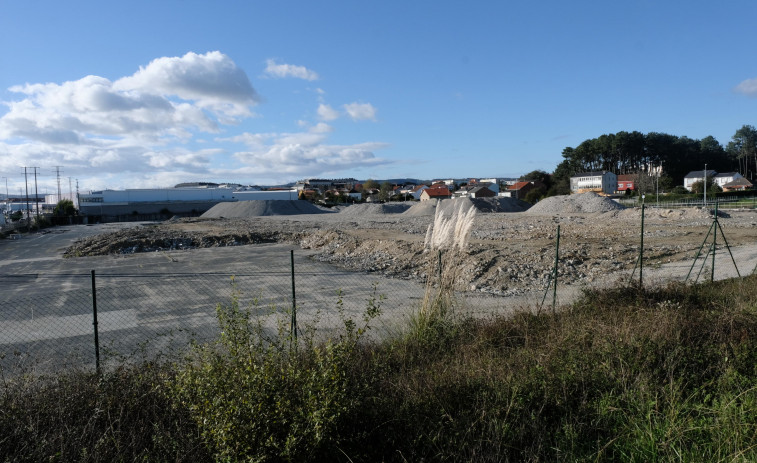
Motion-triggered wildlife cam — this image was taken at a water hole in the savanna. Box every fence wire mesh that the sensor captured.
[2,207,757,377]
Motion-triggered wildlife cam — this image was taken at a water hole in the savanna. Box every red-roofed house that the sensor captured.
[420,185,451,201]
[504,181,542,200]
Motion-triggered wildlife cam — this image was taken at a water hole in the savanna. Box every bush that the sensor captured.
[173,286,381,461]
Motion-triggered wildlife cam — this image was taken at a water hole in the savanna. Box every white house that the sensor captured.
[713,172,744,188]
[683,170,718,191]
[569,171,617,195]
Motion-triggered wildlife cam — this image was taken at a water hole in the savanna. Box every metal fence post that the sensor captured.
[91,269,100,373]
[639,202,645,288]
[711,201,718,281]
[552,224,560,312]
[290,250,297,340]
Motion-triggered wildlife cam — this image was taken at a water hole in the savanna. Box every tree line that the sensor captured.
[540,125,757,195]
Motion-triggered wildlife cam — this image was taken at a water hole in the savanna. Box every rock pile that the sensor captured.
[527,192,624,215]
[201,200,331,218]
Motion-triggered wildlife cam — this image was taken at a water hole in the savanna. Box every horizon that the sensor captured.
[2,1,756,195]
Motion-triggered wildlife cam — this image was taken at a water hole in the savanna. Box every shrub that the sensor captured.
[173,286,381,461]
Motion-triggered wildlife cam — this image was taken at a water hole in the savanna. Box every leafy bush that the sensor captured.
[173,287,381,461]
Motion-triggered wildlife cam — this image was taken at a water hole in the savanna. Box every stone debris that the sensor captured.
[64,201,757,298]
[527,192,625,215]
[201,200,332,218]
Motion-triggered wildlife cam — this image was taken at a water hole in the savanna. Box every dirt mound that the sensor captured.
[527,192,625,215]
[337,202,413,217]
[403,197,530,216]
[201,200,332,218]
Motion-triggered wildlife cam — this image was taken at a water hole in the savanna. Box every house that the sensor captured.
[503,181,542,200]
[722,177,753,192]
[683,170,717,191]
[713,172,744,188]
[569,171,617,195]
[409,184,429,200]
[468,186,496,198]
[420,185,451,201]
[616,174,636,194]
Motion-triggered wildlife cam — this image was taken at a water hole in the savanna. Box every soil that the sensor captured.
[64,198,757,296]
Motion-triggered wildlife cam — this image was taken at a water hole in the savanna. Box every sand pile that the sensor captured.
[403,197,530,216]
[337,203,413,217]
[201,200,332,218]
[527,192,624,215]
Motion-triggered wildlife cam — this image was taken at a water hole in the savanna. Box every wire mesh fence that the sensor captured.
[2,205,757,377]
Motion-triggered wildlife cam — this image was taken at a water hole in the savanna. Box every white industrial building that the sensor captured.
[79,185,298,221]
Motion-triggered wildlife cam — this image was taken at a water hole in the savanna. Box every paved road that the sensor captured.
[0,224,429,375]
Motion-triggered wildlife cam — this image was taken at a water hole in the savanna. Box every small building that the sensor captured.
[684,170,717,191]
[420,186,452,201]
[468,186,496,198]
[713,172,744,188]
[570,171,617,195]
[616,174,636,194]
[722,177,753,192]
[503,181,542,200]
[409,185,429,200]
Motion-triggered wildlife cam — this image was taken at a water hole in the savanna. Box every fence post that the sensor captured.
[711,201,718,281]
[639,202,645,288]
[552,224,560,312]
[290,250,297,340]
[91,269,100,374]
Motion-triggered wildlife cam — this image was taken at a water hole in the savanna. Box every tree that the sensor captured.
[379,182,393,201]
[690,179,720,195]
[54,199,76,216]
[362,179,379,190]
[727,125,757,179]
[524,185,546,204]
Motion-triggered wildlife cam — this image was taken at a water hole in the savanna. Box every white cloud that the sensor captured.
[116,51,259,118]
[317,103,340,121]
[264,59,319,81]
[343,102,377,121]
[0,52,259,181]
[735,78,757,97]
[0,51,389,188]
[309,122,333,133]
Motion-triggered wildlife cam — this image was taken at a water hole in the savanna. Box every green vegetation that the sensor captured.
[2,276,757,461]
[54,199,76,216]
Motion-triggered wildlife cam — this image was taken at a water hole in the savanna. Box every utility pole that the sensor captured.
[54,166,63,203]
[33,167,40,225]
[23,167,31,223]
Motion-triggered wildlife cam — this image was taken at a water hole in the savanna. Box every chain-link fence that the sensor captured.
[3,206,757,377]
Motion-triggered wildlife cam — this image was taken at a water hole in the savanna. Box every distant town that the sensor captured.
[0,167,746,228]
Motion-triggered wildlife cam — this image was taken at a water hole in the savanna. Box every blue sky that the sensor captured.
[1,0,757,194]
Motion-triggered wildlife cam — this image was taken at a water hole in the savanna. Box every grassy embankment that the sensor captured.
[2,204,757,461]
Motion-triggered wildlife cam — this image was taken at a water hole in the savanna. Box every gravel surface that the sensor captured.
[63,196,757,298]
[527,192,625,214]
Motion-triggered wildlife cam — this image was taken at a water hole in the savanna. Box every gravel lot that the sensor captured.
[64,194,757,298]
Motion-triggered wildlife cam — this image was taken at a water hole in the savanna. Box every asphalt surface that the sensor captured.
[0,223,429,375]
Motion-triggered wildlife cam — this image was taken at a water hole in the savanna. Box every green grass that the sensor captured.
[3,276,757,461]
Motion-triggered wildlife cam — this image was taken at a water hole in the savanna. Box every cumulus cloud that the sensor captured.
[116,51,259,117]
[343,102,377,121]
[735,78,757,97]
[317,103,340,121]
[264,59,319,81]
[0,52,259,180]
[228,128,390,178]
[0,51,388,188]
